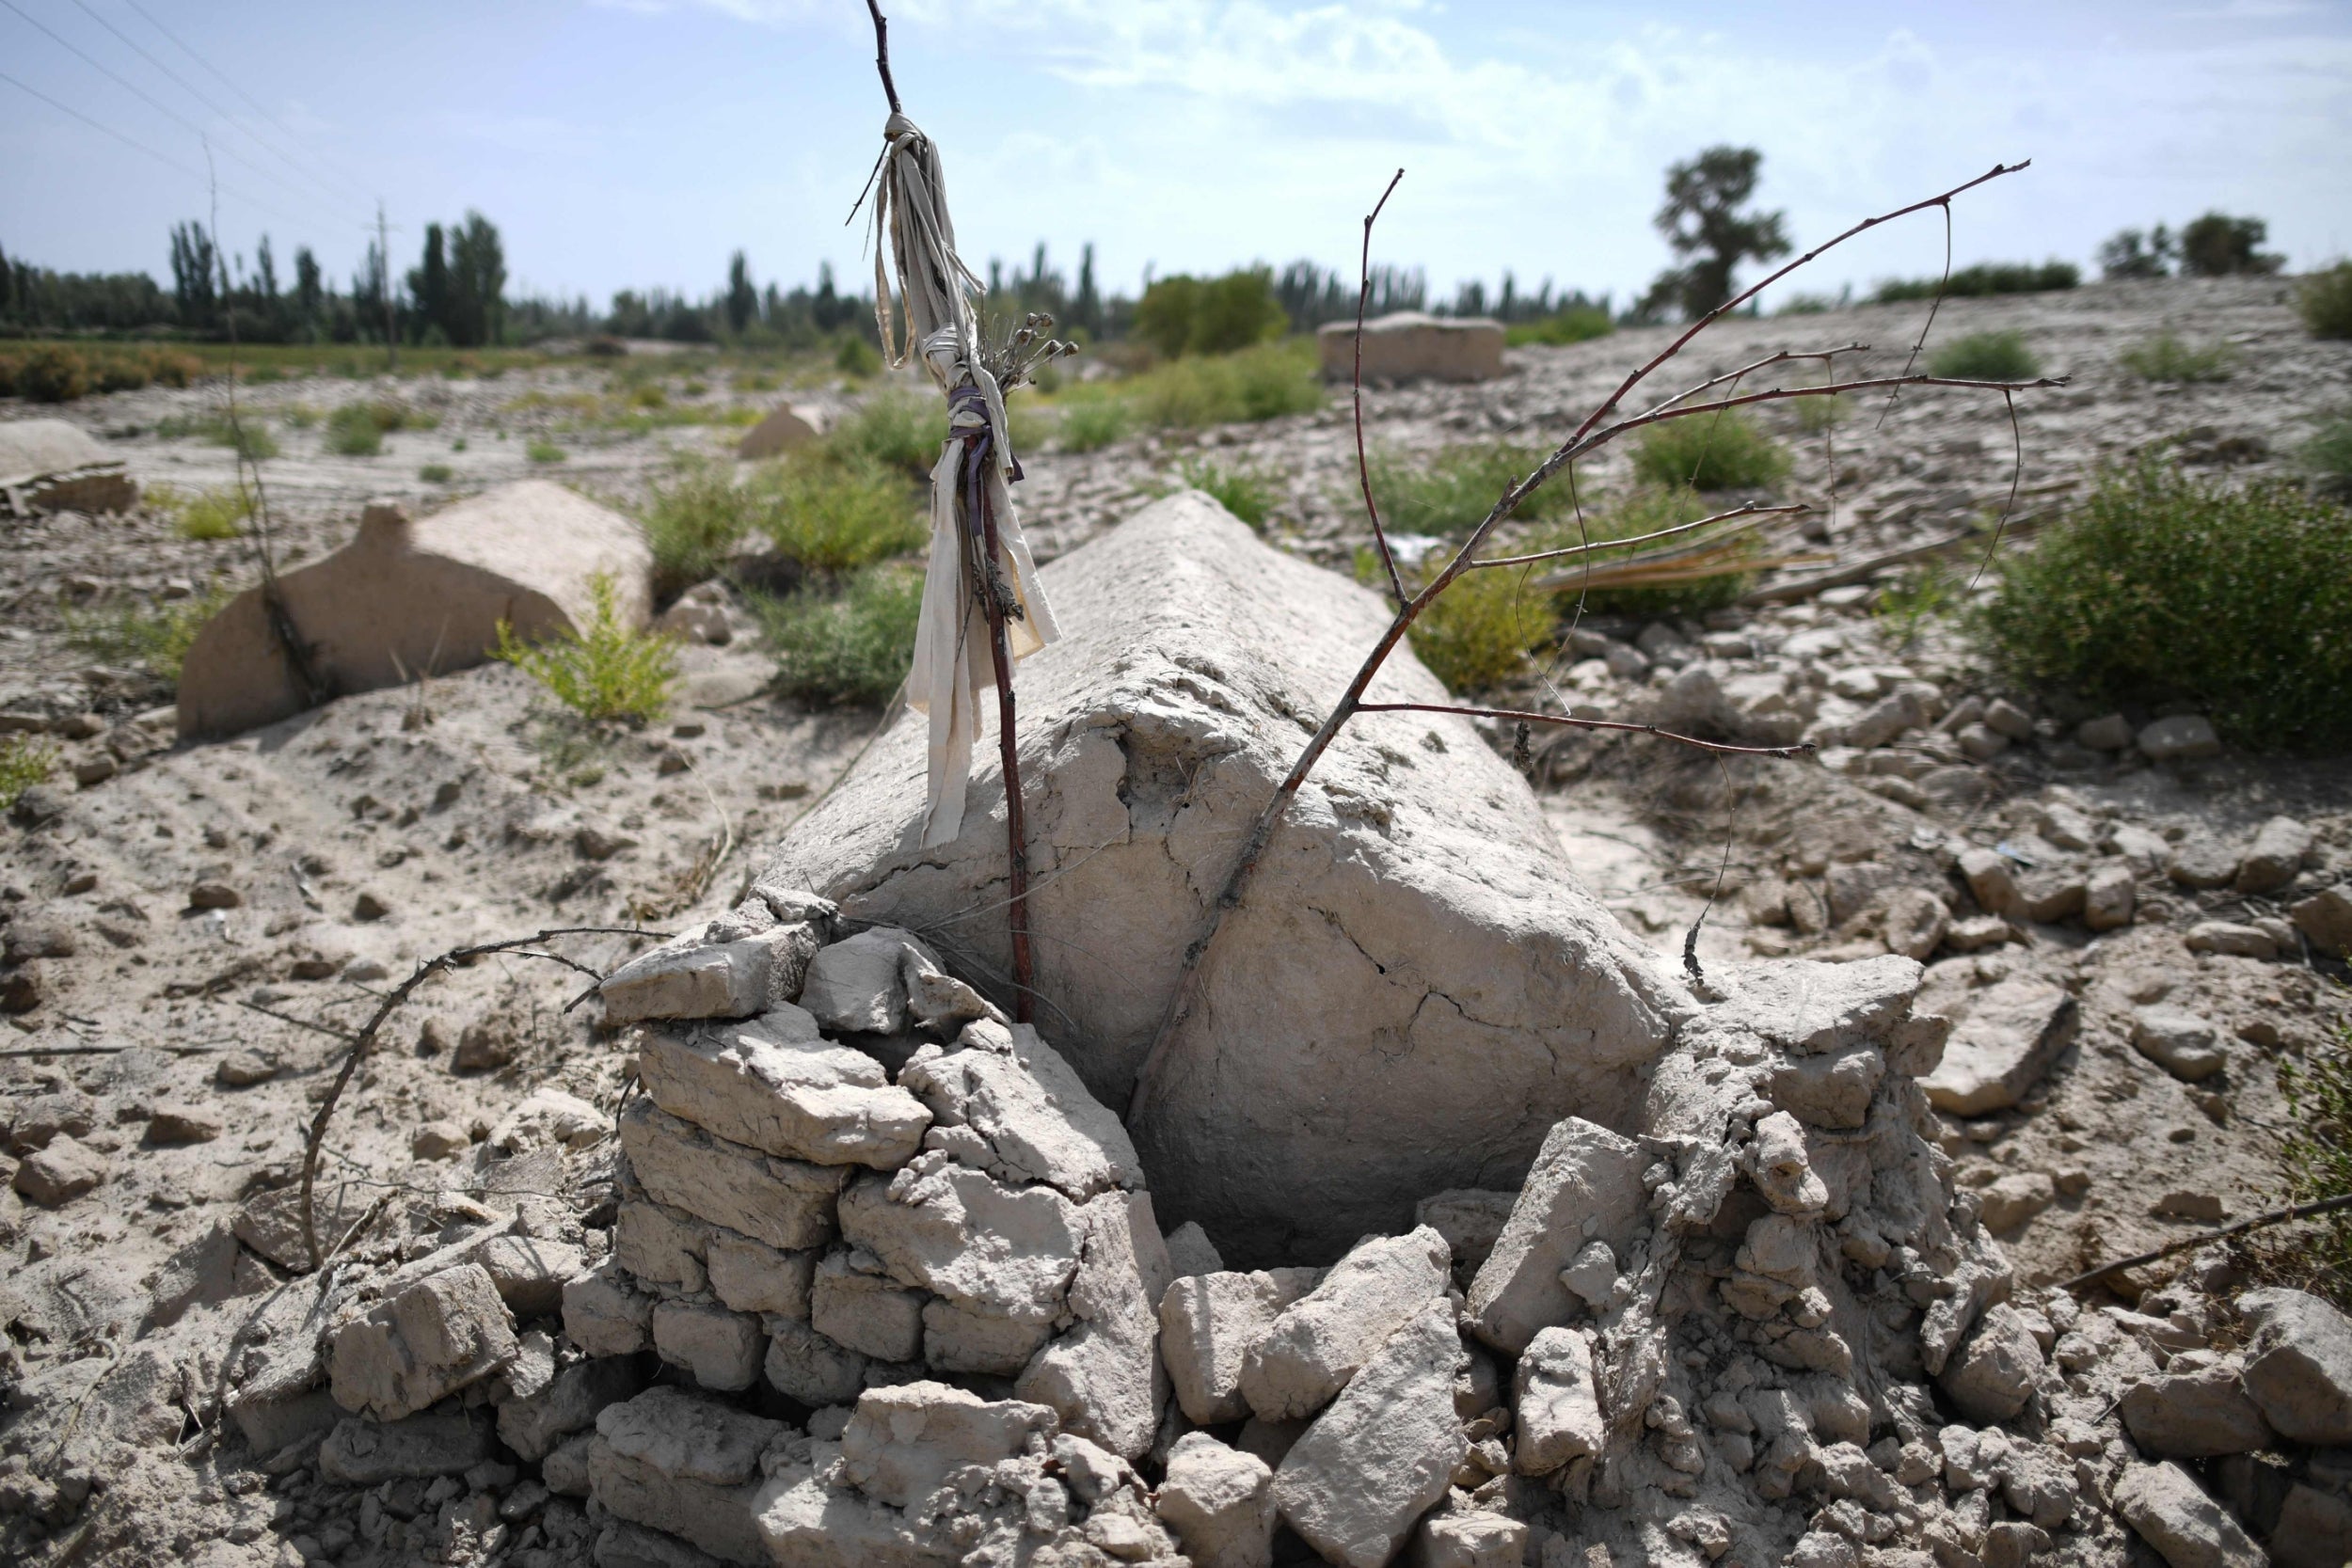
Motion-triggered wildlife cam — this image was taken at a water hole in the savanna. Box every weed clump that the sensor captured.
[1392,562,1541,693]
[830,393,941,480]
[1504,308,1613,348]
[1872,261,2078,303]
[1630,412,1788,492]
[2269,1019,2352,1307]
[1175,458,1278,532]
[172,485,254,541]
[1928,331,2041,382]
[1368,443,1561,538]
[2301,262,2352,341]
[1135,269,1288,358]
[0,735,56,812]
[1874,562,1958,649]
[754,565,923,707]
[496,572,677,724]
[641,459,758,600]
[420,463,454,484]
[527,438,567,465]
[2302,407,2352,499]
[1056,396,1132,452]
[325,399,437,457]
[2121,331,2233,383]
[1126,340,1323,429]
[762,455,926,575]
[63,581,232,686]
[1981,460,2352,752]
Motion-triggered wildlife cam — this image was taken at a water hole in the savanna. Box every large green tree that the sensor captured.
[1640,146,1789,322]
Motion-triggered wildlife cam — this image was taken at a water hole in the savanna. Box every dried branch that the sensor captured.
[1353,168,1408,605]
[1466,502,1806,573]
[2057,1191,2352,1293]
[297,925,662,1271]
[1354,704,1816,759]
[863,0,901,116]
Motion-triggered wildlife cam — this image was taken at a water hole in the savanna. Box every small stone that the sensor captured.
[2290,885,2352,958]
[2234,816,2312,894]
[2075,713,2133,751]
[562,1262,656,1358]
[2168,836,2241,890]
[2133,1006,2228,1082]
[650,1300,763,1392]
[2237,1287,2352,1444]
[188,880,242,910]
[1881,887,1948,960]
[2137,715,2221,762]
[1982,697,2034,739]
[2084,863,2136,931]
[12,1132,106,1205]
[1155,1432,1277,1568]
[1956,847,2018,917]
[215,1051,278,1087]
[2184,921,2276,959]
[146,1104,223,1145]
[1977,1172,2056,1233]
[2120,1358,2277,1458]
[318,1410,493,1485]
[809,1254,926,1363]
[2153,1191,2226,1222]
[329,1264,519,1421]
[1943,914,2010,952]
[1513,1326,1604,1474]
[1243,1227,1451,1420]
[1164,1219,1225,1279]
[1956,723,2010,762]
[352,891,391,922]
[2111,1461,2265,1568]
[451,1021,516,1073]
[1938,1303,2043,1423]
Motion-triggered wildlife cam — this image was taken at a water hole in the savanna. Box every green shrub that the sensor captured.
[419,463,454,484]
[1503,308,1614,348]
[642,459,758,600]
[527,438,567,464]
[63,580,232,686]
[2271,1020,2352,1306]
[1928,330,2041,382]
[1056,395,1132,452]
[1367,443,1560,538]
[1176,458,1278,531]
[754,564,922,706]
[13,345,90,403]
[1390,563,1543,693]
[495,572,678,723]
[760,454,927,575]
[326,404,385,455]
[1792,391,1851,435]
[1874,562,1958,648]
[174,485,254,541]
[835,335,882,377]
[2300,262,2352,341]
[1872,261,2079,303]
[2303,407,2352,498]
[283,404,322,429]
[1981,460,2352,752]
[1630,411,1788,492]
[159,411,278,461]
[1128,340,1322,429]
[1135,269,1286,358]
[2121,331,2233,383]
[1525,484,1758,616]
[830,392,941,480]
[0,735,56,812]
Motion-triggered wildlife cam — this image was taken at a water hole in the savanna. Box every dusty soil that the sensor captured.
[0,270,2346,1563]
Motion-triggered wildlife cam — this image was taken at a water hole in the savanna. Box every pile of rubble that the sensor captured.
[120,885,2347,1568]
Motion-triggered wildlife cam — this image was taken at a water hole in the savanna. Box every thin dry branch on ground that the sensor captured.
[295,924,661,1270]
[1127,160,2061,1126]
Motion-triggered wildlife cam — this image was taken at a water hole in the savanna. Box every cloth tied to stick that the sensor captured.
[871,112,1060,847]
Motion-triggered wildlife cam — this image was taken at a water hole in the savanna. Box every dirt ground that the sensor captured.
[1,270,2347,1563]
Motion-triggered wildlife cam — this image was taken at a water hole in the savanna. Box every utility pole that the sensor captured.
[376,201,397,372]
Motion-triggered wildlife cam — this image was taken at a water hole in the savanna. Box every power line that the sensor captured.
[66,0,354,213]
[0,68,326,234]
[0,0,368,232]
[116,0,377,200]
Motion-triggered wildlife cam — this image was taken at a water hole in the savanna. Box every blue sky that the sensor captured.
[5,0,2348,311]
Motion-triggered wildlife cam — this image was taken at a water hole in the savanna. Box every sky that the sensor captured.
[4,0,2350,313]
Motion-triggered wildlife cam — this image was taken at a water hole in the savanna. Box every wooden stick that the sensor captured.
[974,486,1035,1023]
[2056,1191,2352,1293]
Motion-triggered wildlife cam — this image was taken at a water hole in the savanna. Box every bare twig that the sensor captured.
[1469,502,1805,573]
[2057,1191,2352,1293]
[1354,704,1817,759]
[1353,168,1408,605]
[864,0,901,116]
[297,925,660,1271]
